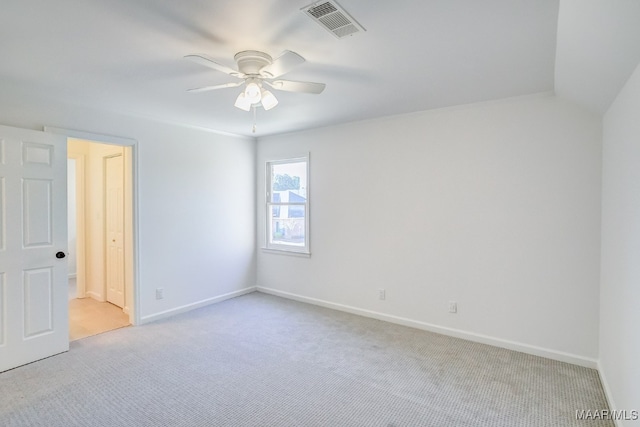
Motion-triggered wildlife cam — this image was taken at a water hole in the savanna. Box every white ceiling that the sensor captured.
[555,0,640,114]
[1,0,561,137]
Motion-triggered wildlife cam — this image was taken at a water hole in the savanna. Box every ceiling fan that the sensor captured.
[185,50,326,111]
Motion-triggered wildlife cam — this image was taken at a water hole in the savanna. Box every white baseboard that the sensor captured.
[597,361,622,427]
[257,286,598,369]
[139,286,257,324]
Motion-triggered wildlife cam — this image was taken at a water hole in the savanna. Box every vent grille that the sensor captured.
[308,2,337,18]
[302,1,365,39]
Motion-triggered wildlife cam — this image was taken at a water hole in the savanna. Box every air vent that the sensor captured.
[302,1,365,39]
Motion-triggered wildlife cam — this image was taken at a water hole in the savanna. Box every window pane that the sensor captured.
[270,205,306,246]
[266,157,309,253]
[271,161,307,203]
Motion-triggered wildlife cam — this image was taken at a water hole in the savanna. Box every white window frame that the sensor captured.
[265,155,310,255]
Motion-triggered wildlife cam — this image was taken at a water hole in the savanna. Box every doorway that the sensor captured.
[67,138,135,341]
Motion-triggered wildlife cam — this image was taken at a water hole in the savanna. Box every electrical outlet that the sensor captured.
[156,288,164,300]
[378,289,386,300]
[449,301,457,313]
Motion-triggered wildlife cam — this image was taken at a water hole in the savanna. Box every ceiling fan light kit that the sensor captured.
[244,80,262,102]
[185,50,326,113]
[234,92,252,112]
[233,83,279,112]
[261,90,278,110]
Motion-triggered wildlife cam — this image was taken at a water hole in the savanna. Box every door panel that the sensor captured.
[0,124,68,373]
[105,154,125,308]
[23,267,54,337]
[23,178,53,247]
[22,142,53,166]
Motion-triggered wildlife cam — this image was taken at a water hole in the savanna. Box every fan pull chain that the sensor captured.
[252,105,257,133]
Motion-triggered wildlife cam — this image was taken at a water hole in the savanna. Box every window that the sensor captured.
[266,156,309,254]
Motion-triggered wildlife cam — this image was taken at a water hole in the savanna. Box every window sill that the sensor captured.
[261,248,311,258]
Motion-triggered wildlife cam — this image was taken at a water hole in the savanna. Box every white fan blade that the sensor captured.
[260,50,305,78]
[187,81,243,93]
[185,54,242,77]
[266,79,326,94]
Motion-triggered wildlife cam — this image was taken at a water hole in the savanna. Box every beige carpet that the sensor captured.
[1,292,612,426]
[69,297,130,341]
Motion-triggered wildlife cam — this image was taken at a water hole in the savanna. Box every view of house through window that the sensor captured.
[266,157,309,253]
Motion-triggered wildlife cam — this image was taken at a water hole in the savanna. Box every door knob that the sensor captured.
[55,252,66,259]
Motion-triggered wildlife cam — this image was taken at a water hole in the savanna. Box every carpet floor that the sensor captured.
[0,292,612,426]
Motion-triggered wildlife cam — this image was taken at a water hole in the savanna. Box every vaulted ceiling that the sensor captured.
[1,1,638,137]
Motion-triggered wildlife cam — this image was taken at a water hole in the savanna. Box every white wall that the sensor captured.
[600,62,640,424]
[257,93,602,365]
[0,97,257,323]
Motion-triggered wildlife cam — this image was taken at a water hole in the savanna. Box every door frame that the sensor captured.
[67,153,86,298]
[45,126,140,326]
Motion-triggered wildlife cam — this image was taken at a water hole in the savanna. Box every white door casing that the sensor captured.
[67,149,86,299]
[105,154,125,308]
[0,124,69,373]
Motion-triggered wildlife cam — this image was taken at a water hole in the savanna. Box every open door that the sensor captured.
[105,154,125,308]
[0,124,69,372]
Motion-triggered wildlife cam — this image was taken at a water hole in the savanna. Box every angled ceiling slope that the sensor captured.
[555,0,640,114]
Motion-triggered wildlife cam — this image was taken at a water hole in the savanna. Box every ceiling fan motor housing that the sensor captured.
[234,50,273,76]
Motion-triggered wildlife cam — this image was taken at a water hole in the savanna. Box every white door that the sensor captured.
[0,124,69,373]
[105,154,125,308]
